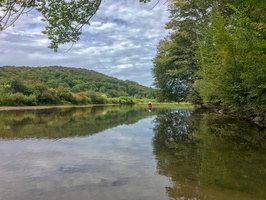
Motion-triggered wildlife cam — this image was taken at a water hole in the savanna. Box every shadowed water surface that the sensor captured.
[0,105,265,200]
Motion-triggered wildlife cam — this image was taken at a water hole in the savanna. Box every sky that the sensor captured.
[0,0,170,87]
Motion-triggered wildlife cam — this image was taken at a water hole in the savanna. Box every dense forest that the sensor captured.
[152,0,266,117]
[0,66,156,106]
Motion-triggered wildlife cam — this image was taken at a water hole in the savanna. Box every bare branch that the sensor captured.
[150,0,160,10]
[0,0,36,30]
[150,0,168,10]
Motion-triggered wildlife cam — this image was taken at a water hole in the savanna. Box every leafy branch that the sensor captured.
[0,0,151,51]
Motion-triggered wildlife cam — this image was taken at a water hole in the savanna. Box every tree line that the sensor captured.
[152,0,266,116]
[0,66,156,106]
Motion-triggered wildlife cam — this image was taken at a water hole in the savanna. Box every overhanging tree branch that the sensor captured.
[0,0,152,52]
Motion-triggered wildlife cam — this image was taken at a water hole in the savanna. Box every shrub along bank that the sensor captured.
[0,87,139,106]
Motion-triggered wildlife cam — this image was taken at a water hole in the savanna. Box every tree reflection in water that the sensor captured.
[0,105,265,200]
[152,108,266,200]
[0,105,153,139]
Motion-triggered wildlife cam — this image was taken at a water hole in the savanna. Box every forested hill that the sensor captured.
[0,66,155,99]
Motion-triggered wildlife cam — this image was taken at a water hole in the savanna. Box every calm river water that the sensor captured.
[0,105,265,200]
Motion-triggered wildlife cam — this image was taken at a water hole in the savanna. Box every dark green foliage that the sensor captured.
[186,89,203,106]
[197,3,266,112]
[0,66,155,106]
[152,38,192,102]
[152,0,211,102]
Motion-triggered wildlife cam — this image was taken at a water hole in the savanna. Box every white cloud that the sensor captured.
[113,64,133,69]
[0,0,170,86]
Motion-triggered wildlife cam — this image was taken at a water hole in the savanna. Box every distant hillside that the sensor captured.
[0,66,155,99]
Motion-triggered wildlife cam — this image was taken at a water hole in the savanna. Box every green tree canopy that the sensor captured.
[152,0,212,102]
[0,66,156,99]
[197,4,266,112]
[152,0,266,114]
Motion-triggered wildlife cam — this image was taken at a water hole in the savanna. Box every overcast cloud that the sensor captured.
[0,0,170,87]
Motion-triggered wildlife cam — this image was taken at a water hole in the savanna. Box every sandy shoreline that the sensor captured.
[0,104,118,111]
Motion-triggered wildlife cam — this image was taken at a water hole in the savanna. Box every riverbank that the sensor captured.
[0,104,119,111]
[2,103,264,127]
[210,107,266,128]
[0,102,192,111]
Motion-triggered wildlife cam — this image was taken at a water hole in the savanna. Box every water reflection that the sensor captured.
[0,105,265,200]
[0,105,171,200]
[0,105,157,139]
[152,109,266,200]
